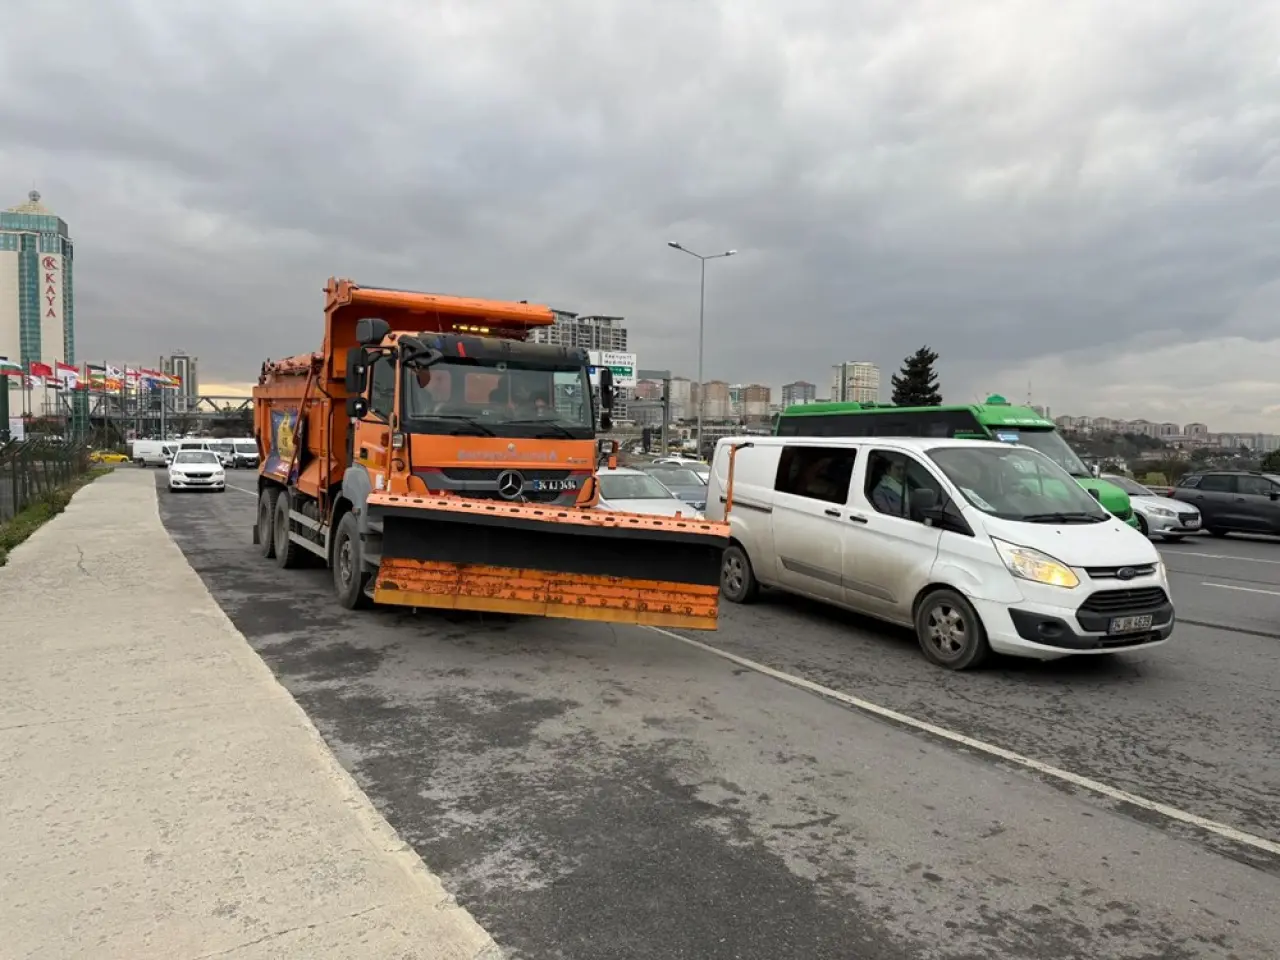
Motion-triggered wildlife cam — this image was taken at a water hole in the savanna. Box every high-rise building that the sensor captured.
[1,190,75,388]
[530,310,628,352]
[729,383,771,418]
[699,380,732,420]
[781,381,816,408]
[667,377,693,421]
[162,353,199,413]
[830,361,880,404]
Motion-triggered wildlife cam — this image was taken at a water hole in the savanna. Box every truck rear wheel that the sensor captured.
[257,488,279,559]
[333,512,372,609]
[273,494,305,569]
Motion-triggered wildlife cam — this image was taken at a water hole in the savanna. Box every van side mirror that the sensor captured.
[346,396,368,419]
[909,487,937,522]
[344,347,369,394]
[1086,488,1102,501]
[1270,490,1279,501]
[355,317,390,346]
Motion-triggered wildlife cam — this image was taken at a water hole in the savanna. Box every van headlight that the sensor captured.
[992,539,1079,588]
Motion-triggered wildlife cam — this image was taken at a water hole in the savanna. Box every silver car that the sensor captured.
[1101,474,1201,542]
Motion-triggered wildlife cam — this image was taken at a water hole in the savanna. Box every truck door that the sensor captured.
[353,356,395,484]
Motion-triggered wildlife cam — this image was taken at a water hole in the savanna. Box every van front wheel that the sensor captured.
[720,545,759,604]
[914,589,990,670]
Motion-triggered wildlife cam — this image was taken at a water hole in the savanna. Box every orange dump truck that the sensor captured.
[252,278,730,629]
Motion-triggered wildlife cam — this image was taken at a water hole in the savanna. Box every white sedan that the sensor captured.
[1102,473,1201,541]
[168,450,226,493]
[596,467,702,517]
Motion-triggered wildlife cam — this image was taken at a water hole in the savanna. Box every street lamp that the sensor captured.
[667,241,737,458]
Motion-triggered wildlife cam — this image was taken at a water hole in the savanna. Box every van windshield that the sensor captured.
[234,442,256,454]
[928,446,1110,523]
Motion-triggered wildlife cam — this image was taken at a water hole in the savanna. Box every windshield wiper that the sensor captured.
[503,418,580,439]
[419,414,497,437]
[1021,511,1107,524]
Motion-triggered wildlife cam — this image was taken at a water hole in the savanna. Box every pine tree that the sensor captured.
[890,346,942,406]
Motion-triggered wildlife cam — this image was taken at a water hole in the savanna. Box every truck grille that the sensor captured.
[1079,587,1168,614]
[440,468,573,482]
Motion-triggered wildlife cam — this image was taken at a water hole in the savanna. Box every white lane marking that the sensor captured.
[1169,550,1280,566]
[645,625,1280,858]
[227,483,258,498]
[1201,582,1280,597]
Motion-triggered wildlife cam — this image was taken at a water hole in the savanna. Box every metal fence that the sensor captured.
[0,439,92,523]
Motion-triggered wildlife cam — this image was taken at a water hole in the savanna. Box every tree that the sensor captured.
[890,346,942,406]
[1262,450,1280,473]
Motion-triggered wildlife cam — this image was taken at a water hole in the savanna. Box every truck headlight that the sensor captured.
[992,539,1079,588]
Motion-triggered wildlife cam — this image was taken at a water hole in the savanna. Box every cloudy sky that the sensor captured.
[3,0,1279,430]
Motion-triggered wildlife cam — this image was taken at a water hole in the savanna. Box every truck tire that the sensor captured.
[333,512,372,609]
[257,488,279,559]
[273,493,305,569]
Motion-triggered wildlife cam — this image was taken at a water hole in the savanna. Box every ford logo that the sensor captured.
[1116,566,1137,581]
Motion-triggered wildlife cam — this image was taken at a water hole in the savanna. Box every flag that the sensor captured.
[106,364,122,378]
[30,361,54,379]
[125,367,140,388]
[56,361,79,388]
[0,357,21,377]
[25,375,45,390]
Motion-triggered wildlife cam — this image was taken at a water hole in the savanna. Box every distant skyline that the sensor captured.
[4,2,1279,430]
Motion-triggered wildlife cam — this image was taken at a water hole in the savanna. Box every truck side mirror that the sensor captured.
[599,367,614,411]
[355,317,390,346]
[344,347,369,394]
[346,396,368,419]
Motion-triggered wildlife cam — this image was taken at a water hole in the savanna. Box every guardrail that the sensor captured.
[0,439,92,523]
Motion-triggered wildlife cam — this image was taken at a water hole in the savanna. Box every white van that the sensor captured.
[706,436,1173,669]
[131,440,177,467]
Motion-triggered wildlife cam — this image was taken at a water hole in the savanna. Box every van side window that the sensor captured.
[369,357,396,420]
[774,446,856,505]
[864,451,944,522]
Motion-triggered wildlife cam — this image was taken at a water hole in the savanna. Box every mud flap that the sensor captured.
[365,494,729,630]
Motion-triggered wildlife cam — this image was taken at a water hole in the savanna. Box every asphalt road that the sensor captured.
[1159,535,1280,639]
[158,475,1280,960]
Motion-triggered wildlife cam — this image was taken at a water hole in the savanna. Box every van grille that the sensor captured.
[1084,564,1156,580]
[1079,587,1168,614]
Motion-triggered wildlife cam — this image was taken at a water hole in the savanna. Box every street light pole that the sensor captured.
[667,241,736,458]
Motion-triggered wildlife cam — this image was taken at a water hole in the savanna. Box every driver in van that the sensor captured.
[871,459,907,514]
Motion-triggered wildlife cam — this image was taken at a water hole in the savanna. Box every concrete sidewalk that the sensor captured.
[0,470,500,959]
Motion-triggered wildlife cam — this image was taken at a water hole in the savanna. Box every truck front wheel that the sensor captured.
[257,488,279,559]
[333,512,372,609]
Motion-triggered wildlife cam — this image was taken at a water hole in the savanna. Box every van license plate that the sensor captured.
[1109,615,1153,634]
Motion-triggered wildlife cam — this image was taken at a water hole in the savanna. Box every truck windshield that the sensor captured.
[988,427,1089,478]
[929,446,1110,523]
[402,359,593,438]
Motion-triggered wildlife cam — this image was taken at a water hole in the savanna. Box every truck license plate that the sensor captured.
[1109,614,1153,634]
[531,479,577,492]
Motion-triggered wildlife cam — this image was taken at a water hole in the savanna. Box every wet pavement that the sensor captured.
[157,475,1280,959]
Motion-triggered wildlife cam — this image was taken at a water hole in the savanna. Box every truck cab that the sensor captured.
[345,320,610,507]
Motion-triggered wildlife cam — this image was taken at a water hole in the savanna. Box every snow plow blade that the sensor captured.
[365,493,729,630]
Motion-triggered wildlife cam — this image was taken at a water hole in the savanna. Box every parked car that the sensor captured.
[641,465,708,512]
[595,467,702,517]
[1101,474,1201,542]
[706,436,1172,669]
[89,450,130,464]
[1170,471,1280,538]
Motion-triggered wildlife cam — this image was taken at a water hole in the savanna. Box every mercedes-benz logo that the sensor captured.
[495,470,524,500]
[1117,566,1137,581]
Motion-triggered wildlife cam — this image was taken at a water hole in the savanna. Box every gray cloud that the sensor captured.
[3,0,1279,427]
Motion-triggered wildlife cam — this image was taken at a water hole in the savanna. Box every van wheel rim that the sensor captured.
[723,555,744,595]
[926,603,967,658]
